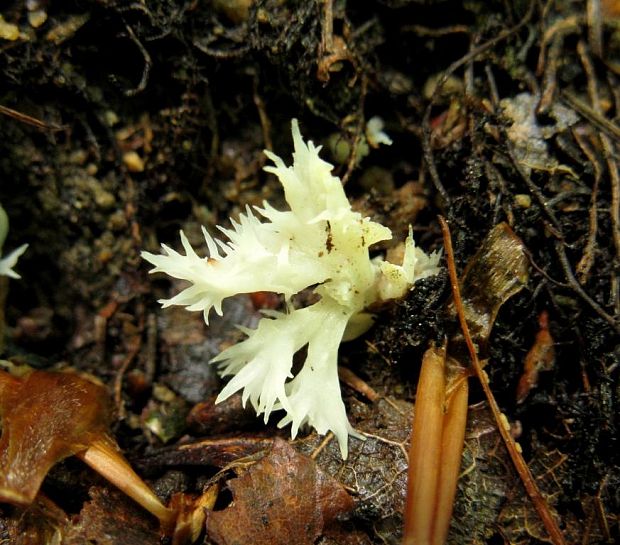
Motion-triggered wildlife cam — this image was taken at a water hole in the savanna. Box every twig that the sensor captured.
[113,334,142,418]
[252,75,273,152]
[554,239,620,333]
[317,0,357,84]
[594,474,612,541]
[560,91,620,144]
[483,156,515,226]
[341,76,368,186]
[574,41,604,284]
[320,0,334,55]
[537,34,562,115]
[403,24,470,37]
[601,135,620,316]
[338,366,380,402]
[361,431,408,460]
[536,14,581,76]
[122,23,152,97]
[142,313,157,386]
[421,126,450,206]
[438,216,567,545]
[0,104,65,131]
[572,129,601,283]
[193,39,250,59]
[310,432,334,459]
[587,0,603,58]
[523,248,570,289]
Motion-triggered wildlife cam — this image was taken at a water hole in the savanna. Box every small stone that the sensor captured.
[104,110,119,127]
[107,210,127,231]
[93,187,115,210]
[27,9,47,28]
[514,194,531,208]
[213,0,254,23]
[0,15,19,41]
[123,151,145,172]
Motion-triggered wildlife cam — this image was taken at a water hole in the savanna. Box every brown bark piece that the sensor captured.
[207,438,354,545]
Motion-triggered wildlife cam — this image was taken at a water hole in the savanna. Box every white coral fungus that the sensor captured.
[0,203,28,279]
[142,120,441,458]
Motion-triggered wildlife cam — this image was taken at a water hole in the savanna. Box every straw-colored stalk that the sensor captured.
[78,438,176,530]
[403,345,469,545]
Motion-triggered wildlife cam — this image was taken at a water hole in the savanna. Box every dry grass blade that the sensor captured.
[431,376,468,545]
[403,345,446,545]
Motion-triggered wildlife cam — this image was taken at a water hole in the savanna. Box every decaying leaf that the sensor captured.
[4,495,68,545]
[516,310,556,404]
[296,396,412,541]
[0,369,113,506]
[0,369,174,528]
[207,438,354,545]
[448,403,517,544]
[141,438,277,481]
[450,409,579,544]
[63,486,160,545]
[497,447,583,544]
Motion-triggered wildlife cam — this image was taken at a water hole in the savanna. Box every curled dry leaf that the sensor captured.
[452,222,529,348]
[207,438,354,545]
[0,369,174,528]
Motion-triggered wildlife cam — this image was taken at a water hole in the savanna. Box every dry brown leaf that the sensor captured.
[63,486,160,545]
[0,369,113,505]
[207,438,354,545]
[0,369,174,527]
[4,495,68,545]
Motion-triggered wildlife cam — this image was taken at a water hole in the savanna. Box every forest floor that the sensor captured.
[0,1,618,544]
